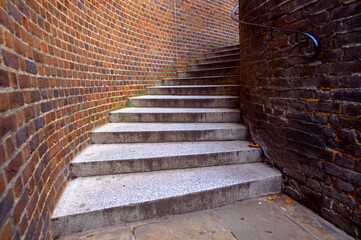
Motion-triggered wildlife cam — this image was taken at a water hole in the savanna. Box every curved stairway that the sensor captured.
[51,45,282,237]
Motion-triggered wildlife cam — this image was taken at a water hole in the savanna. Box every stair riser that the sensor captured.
[210,45,240,52]
[197,54,240,64]
[110,112,241,123]
[187,60,240,70]
[72,149,262,177]
[178,68,239,78]
[129,98,239,108]
[91,128,249,144]
[163,76,240,86]
[52,175,281,237]
[205,49,240,57]
[146,86,240,95]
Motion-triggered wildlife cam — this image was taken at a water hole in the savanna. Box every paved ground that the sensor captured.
[60,194,353,240]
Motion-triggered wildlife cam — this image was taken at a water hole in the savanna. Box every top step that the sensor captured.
[210,44,240,53]
[204,49,240,58]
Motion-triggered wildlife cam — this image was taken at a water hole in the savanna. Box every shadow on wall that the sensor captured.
[237,0,361,238]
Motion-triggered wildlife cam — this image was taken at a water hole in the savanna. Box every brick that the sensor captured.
[0,194,13,227]
[342,101,361,116]
[14,191,29,223]
[0,93,9,112]
[0,220,13,240]
[324,162,357,183]
[332,89,361,102]
[4,152,24,182]
[25,60,37,74]
[7,0,21,24]
[5,136,15,157]
[0,114,16,138]
[331,3,361,20]
[29,134,39,153]
[331,62,361,76]
[0,69,10,87]
[2,49,19,70]
[24,105,35,122]
[335,153,354,169]
[339,129,358,143]
[15,126,28,147]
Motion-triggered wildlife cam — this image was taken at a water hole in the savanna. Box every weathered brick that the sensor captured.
[0,69,10,87]
[25,60,37,74]
[0,194,14,229]
[335,153,354,169]
[2,49,19,69]
[332,89,361,102]
[4,152,24,181]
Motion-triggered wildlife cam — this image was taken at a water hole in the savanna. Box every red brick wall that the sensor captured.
[237,0,360,237]
[0,0,238,239]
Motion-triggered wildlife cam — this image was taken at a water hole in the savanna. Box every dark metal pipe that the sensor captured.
[232,5,321,57]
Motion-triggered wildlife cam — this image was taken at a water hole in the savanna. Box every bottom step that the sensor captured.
[52,163,281,237]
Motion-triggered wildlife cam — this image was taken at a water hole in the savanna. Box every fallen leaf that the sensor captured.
[240,218,245,221]
[267,196,276,200]
[232,203,235,206]
[285,198,293,204]
[265,231,272,234]
[248,142,260,148]
[208,212,214,217]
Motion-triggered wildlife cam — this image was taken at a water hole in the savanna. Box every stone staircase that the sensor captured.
[51,45,282,237]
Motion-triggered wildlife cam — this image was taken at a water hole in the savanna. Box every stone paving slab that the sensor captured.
[60,194,353,240]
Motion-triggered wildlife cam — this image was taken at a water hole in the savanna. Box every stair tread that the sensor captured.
[191,59,240,66]
[92,122,247,133]
[52,163,281,219]
[165,75,239,80]
[147,85,240,89]
[129,95,238,100]
[111,107,240,114]
[178,66,239,73]
[197,53,240,61]
[72,141,256,163]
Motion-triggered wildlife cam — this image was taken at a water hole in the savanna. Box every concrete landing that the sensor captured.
[52,163,281,237]
[59,194,353,240]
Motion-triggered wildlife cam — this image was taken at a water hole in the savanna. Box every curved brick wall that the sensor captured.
[237,0,360,237]
[0,0,238,238]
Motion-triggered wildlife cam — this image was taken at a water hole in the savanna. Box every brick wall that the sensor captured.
[0,0,239,239]
[237,0,360,237]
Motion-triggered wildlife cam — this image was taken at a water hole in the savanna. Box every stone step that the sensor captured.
[91,122,248,144]
[163,75,239,86]
[197,54,240,64]
[146,85,240,95]
[128,95,239,108]
[210,44,240,52]
[71,141,262,177]
[178,67,240,78]
[52,163,282,237]
[187,60,240,70]
[109,107,241,123]
[204,48,240,58]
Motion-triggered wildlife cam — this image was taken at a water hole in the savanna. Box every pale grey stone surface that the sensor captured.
[91,122,248,143]
[109,107,241,123]
[52,163,281,237]
[146,85,240,95]
[163,75,239,86]
[129,95,239,108]
[71,141,262,176]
